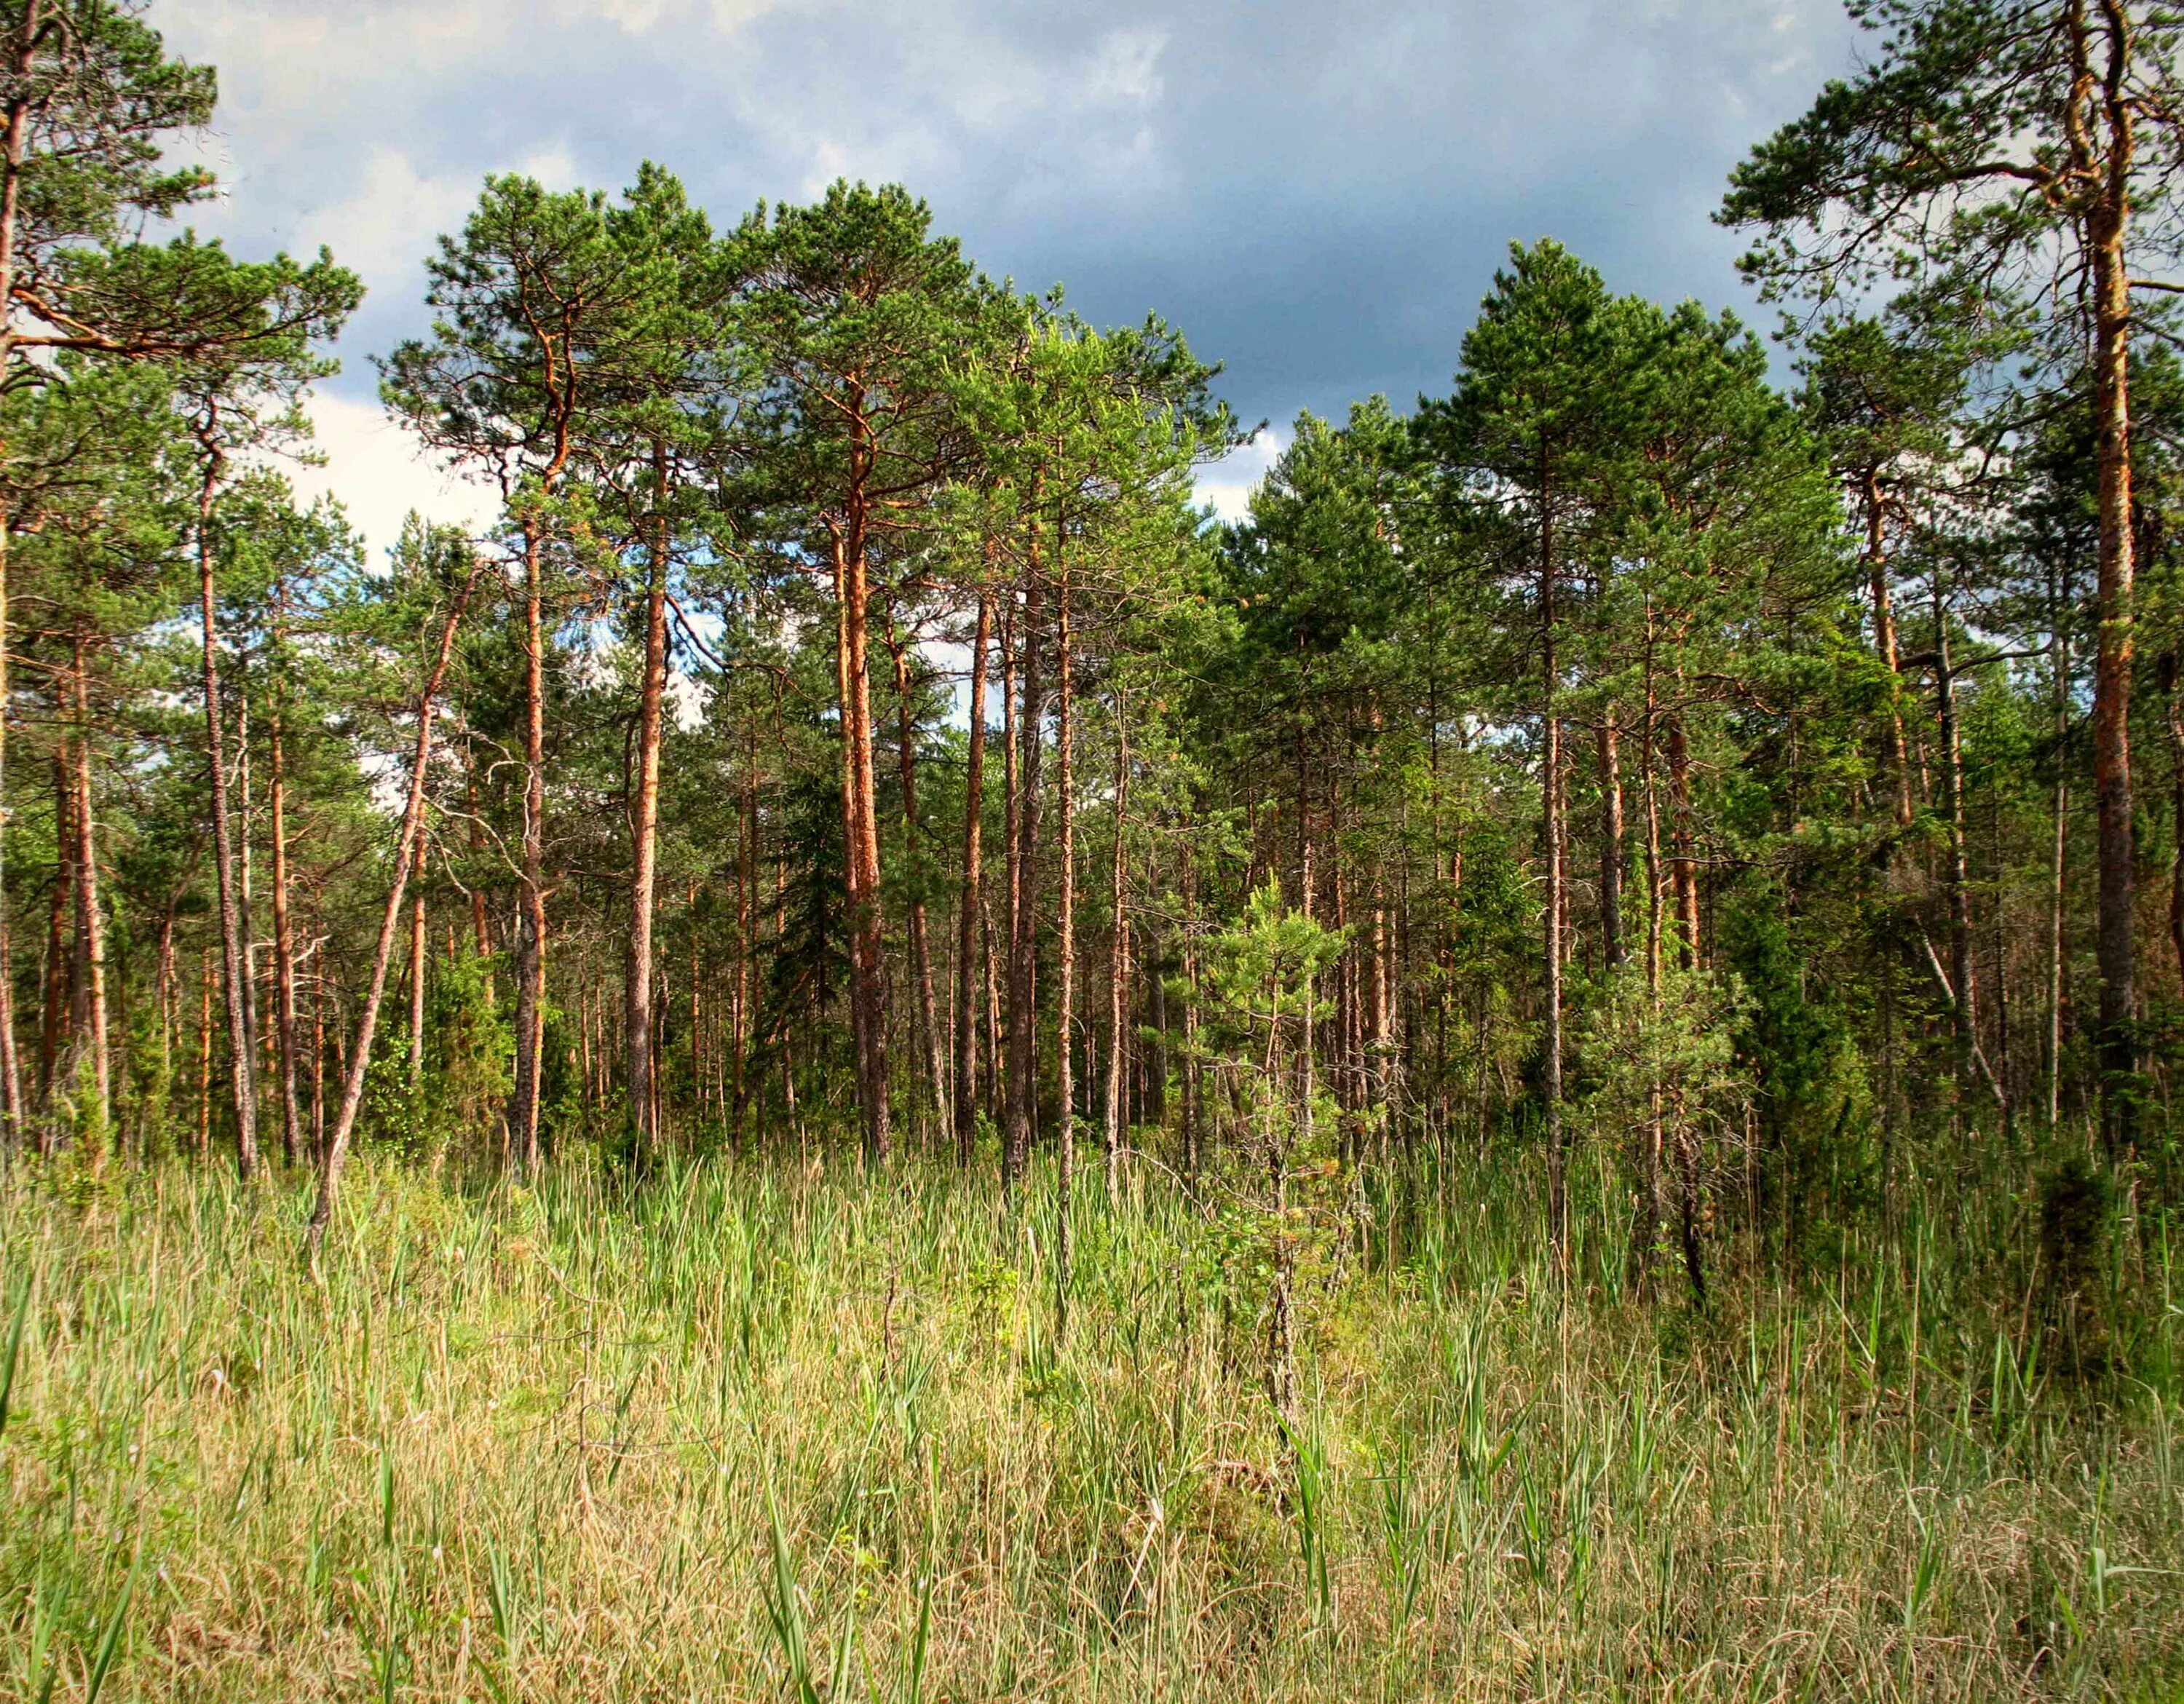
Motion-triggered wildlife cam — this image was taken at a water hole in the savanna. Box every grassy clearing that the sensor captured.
[1,1150,2180,1701]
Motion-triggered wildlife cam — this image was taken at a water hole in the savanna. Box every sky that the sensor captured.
[154,0,1864,557]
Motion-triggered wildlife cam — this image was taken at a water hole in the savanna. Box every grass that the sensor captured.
[1,1143,2180,1700]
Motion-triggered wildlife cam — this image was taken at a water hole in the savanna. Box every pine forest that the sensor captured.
[5,1,2184,1697]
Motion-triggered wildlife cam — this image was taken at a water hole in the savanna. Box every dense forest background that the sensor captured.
[12,0,2176,1309]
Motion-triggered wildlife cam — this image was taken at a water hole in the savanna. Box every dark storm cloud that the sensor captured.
[157,0,1859,538]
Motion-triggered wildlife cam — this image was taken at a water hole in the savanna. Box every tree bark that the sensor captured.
[2086,0,2139,1147]
[954,586,992,1165]
[196,440,259,1178]
[307,563,480,1262]
[831,508,890,1169]
[1540,456,1566,1260]
[1104,689,1129,1200]
[885,614,948,1138]
[1667,710,1700,970]
[408,892,427,1094]
[269,592,304,1164]
[67,640,109,1137]
[1936,562,1979,1069]
[1598,713,1624,970]
[2051,560,2072,1128]
[1055,549,1076,1328]
[1005,555,1046,1194]
[0,3,41,1151]
[1863,465,1916,833]
[626,475,670,1158]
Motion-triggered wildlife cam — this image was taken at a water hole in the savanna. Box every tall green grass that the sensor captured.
[0,1147,2177,1700]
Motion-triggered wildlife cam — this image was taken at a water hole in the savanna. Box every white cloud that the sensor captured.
[1195,425,1290,526]
[290,393,502,563]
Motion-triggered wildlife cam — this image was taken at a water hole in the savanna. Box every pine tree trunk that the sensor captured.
[1104,690,1128,1201]
[409,893,427,1094]
[197,949,212,1159]
[269,594,304,1165]
[733,726,756,1150]
[1863,466,1916,833]
[1540,459,1566,1261]
[506,516,550,1173]
[1004,540,1046,1194]
[2051,560,2071,1128]
[1599,714,1624,970]
[197,448,258,1178]
[885,617,947,1137]
[832,493,890,1169]
[307,563,480,1261]
[954,587,992,1165]
[1667,709,1700,969]
[2087,55,2139,1149]
[1055,552,1076,1328]
[68,642,109,1138]
[627,484,670,1158]
[39,753,70,1111]
[1937,566,1979,1063]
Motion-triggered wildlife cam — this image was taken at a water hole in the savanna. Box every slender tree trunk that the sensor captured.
[1599,713,1625,971]
[312,965,326,1158]
[2051,560,2071,1128]
[1641,674,1666,1293]
[2088,59,2139,1148]
[1055,555,1076,1326]
[885,616,947,1136]
[307,563,480,1261]
[0,4,41,1152]
[39,753,70,1112]
[1667,708,1700,969]
[409,892,427,1094]
[1005,546,1046,1193]
[196,445,258,1177]
[832,504,890,1169]
[1539,460,1566,1261]
[955,587,992,1165]
[1104,689,1128,1200]
[1937,564,1979,1065]
[505,517,550,1173]
[1864,466,1916,833]
[197,949,212,1159]
[626,479,670,1158]
[733,724,756,1149]
[67,641,108,1137]
[269,595,303,1165]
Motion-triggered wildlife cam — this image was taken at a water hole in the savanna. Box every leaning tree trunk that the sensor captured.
[306,563,480,1264]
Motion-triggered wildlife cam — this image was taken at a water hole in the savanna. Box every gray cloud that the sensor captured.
[157,0,1859,545]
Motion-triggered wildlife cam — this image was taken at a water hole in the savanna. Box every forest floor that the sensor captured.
[1,1147,2180,1701]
